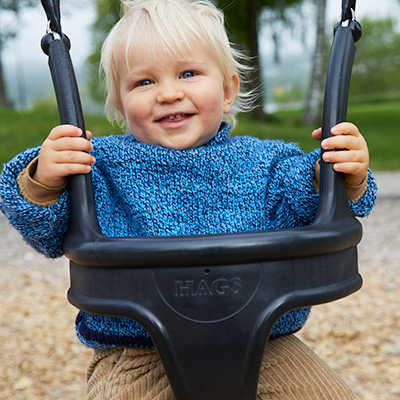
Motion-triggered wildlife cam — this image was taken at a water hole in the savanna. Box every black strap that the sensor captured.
[342,0,356,21]
[41,0,61,33]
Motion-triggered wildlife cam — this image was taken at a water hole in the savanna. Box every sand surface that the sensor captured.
[1,196,399,399]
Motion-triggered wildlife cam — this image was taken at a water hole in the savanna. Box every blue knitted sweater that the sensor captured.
[0,123,377,350]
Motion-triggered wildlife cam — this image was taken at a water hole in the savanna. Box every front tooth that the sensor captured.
[166,114,185,120]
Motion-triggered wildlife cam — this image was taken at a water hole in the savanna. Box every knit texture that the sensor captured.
[0,123,377,350]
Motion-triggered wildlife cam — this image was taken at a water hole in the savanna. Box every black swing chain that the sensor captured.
[40,0,71,55]
[334,0,361,43]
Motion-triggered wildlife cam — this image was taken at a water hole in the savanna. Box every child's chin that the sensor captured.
[159,137,199,150]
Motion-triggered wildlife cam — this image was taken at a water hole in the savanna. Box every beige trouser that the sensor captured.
[86,335,358,400]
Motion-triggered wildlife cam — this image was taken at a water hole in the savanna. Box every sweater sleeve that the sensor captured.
[18,157,66,206]
[313,159,369,203]
[348,168,377,217]
[312,160,377,217]
[264,143,377,228]
[265,145,322,228]
[0,147,70,258]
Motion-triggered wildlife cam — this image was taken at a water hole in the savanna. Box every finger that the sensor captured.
[332,161,365,177]
[49,162,94,178]
[48,136,94,153]
[73,129,93,140]
[34,159,93,188]
[312,128,322,141]
[322,149,362,164]
[85,130,93,140]
[52,150,96,166]
[48,125,83,140]
[331,122,361,137]
[321,135,362,151]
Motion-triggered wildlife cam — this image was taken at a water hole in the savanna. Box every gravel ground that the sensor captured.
[0,194,399,399]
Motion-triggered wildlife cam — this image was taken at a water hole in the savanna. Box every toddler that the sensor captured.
[0,0,377,398]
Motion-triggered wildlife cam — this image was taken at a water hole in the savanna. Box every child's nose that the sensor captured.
[156,82,184,104]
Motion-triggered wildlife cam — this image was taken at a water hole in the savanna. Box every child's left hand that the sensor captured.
[312,122,369,187]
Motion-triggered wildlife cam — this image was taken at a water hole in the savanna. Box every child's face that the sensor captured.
[116,40,238,149]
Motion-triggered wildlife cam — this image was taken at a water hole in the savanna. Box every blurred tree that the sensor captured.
[303,0,327,125]
[0,0,36,108]
[87,0,121,103]
[218,0,303,120]
[350,18,400,100]
[304,16,400,123]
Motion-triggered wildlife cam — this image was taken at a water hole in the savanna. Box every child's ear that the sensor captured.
[223,73,240,114]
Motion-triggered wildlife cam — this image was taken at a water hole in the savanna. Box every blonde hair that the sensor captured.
[100,0,256,130]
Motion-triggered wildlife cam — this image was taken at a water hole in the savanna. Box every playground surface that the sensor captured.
[0,174,399,399]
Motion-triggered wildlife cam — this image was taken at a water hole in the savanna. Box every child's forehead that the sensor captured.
[118,34,217,72]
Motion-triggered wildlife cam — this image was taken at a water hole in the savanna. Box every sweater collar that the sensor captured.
[202,122,231,147]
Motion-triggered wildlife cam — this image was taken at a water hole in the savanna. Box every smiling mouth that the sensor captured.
[157,113,192,122]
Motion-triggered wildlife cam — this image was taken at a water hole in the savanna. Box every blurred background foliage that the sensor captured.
[0,0,399,171]
[350,17,400,102]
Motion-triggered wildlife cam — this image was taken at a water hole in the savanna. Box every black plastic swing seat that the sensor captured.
[39,0,363,396]
[67,233,362,400]
[69,253,361,399]
[63,22,362,399]
[66,198,362,400]
[64,167,363,400]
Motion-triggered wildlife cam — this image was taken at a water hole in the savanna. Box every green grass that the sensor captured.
[0,106,122,170]
[234,101,400,171]
[347,102,400,171]
[1,101,399,171]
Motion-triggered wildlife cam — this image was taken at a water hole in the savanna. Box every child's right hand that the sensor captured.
[33,125,96,188]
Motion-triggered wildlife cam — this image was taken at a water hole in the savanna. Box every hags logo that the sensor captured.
[175,277,242,297]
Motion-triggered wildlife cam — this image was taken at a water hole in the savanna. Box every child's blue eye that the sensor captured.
[139,79,153,86]
[181,71,196,79]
